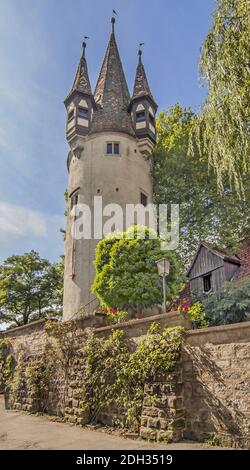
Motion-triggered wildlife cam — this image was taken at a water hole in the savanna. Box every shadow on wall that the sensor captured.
[183,343,248,446]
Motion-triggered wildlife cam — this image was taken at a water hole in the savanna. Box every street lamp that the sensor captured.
[156,258,170,313]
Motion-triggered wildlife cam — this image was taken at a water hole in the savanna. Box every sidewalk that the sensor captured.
[0,395,223,450]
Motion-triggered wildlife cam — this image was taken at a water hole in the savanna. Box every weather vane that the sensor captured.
[138,42,145,60]
[111,9,117,33]
[82,36,89,57]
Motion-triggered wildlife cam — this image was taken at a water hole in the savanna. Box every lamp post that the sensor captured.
[156,258,170,313]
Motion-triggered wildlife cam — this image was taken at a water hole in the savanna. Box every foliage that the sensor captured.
[191,0,250,193]
[25,349,55,412]
[154,104,250,266]
[0,339,14,392]
[4,343,56,412]
[202,278,250,325]
[94,307,129,324]
[80,329,130,424]
[120,324,184,427]
[80,324,184,428]
[45,320,79,369]
[103,308,129,325]
[178,302,209,329]
[9,353,26,404]
[0,250,64,327]
[4,321,183,430]
[206,435,222,447]
[92,225,184,311]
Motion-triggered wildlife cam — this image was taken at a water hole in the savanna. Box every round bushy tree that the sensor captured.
[92,226,184,311]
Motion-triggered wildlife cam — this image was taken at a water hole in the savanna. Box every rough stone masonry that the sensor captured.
[1,316,250,449]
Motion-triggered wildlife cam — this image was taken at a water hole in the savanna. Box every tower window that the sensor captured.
[136,111,146,122]
[68,110,74,122]
[70,188,80,210]
[149,114,154,125]
[107,143,113,154]
[114,143,120,155]
[203,274,212,293]
[106,142,120,155]
[78,107,88,118]
[140,192,148,207]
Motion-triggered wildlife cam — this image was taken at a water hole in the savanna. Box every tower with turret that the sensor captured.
[63,17,157,321]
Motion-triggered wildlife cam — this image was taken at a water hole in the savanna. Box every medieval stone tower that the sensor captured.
[63,17,157,321]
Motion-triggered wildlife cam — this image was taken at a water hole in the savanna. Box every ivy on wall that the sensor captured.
[25,348,56,413]
[0,339,14,393]
[1,322,184,429]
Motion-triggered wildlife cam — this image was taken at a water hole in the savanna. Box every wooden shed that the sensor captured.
[187,242,241,299]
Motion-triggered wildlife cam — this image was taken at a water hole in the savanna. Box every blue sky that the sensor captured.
[0,0,215,263]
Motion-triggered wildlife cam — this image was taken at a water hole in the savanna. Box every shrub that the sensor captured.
[102,308,129,325]
[178,301,209,329]
[202,278,250,326]
[92,225,184,311]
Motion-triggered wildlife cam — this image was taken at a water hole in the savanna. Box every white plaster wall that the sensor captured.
[63,131,153,320]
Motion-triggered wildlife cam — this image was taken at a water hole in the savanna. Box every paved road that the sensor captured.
[0,395,221,450]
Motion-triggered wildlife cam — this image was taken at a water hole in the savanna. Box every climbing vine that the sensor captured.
[45,320,79,368]
[25,346,56,412]
[2,321,184,430]
[0,339,14,392]
[79,324,184,428]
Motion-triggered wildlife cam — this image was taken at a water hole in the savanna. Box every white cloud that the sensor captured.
[0,200,47,238]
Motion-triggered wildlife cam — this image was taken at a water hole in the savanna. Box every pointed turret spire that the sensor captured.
[130,47,157,145]
[70,41,92,96]
[90,17,135,136]
[132,48,156,104]
[65,39,94,142]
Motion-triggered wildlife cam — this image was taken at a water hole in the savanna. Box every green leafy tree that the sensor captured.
[92,225,184,311]
[192,0,250,192]
[154,104,250,266]
[0,251,64,327]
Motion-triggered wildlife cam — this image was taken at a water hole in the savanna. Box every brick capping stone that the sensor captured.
[0,318,57,338]
[94,311,191,338]
[184,320,250,346]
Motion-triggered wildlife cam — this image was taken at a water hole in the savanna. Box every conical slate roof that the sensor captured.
[66,43,92,100]
[91,24,135,136]
[132,51,156,104]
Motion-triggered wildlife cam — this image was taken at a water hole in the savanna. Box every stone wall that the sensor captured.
[1,312,188,424]
[140,368,185,443]
[182,327,250,448]
[1,317,249,448]
[140,322,250,448]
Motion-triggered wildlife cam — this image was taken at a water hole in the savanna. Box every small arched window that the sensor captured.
[70,188,80,210]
